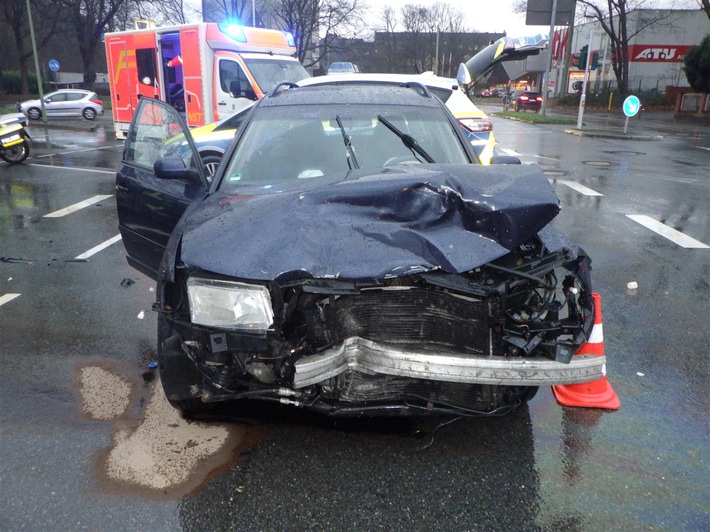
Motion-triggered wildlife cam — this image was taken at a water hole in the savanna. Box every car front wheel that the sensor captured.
[201,153,222,182]
[82,108,97,120]
[27,107,42,120]
[159,331,209,418]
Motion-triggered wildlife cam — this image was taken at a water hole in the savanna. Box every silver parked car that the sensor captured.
[17,89,104,121]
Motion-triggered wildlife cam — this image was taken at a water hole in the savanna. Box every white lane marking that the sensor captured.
[653,175,699,184]
[696,147,710,151]
[44,195,113,218]
[34,145,121,158]
[498,148,556,160]
[500,148,521,156]
[626,215,709,249]
[75,234,123,260]
[557,180,603,196]
[28,163,116,175]
[0,294,21,307]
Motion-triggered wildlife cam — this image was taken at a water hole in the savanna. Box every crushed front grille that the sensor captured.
[325,288,491,356]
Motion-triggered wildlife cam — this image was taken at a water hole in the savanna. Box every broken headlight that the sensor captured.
[187,277,273,331]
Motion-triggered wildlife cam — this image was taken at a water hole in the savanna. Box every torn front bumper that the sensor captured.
[293,337,606,389]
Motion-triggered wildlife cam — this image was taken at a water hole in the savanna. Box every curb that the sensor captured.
[564,128,664,141]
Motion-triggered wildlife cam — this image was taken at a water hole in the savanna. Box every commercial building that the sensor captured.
[550,9,710,96]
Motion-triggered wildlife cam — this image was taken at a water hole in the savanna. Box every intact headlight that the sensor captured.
[187,278,274,331]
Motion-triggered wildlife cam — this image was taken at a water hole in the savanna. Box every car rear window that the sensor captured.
[426,87,453,103]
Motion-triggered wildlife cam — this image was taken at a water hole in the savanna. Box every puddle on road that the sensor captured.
[76,361,252,499]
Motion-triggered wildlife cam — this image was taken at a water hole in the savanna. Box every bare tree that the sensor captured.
[401,4,431,72]
[576,0,675,94]
[134,0,191,25]
[207,0,256,25]
[398,3,471,74]
[699,0,710,20]
[273,0,364,69]
[0,0,63,94]
[427,2,469,33]
[378,6,399,71]
[55,0,128,89]
[512,0,527,14]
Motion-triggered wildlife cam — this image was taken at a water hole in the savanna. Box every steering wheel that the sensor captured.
[384,156,421,166]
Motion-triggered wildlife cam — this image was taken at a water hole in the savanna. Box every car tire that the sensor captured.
[82,107,97,120]
[201,153,223,182]
[27,107,42,120]
[0,141,29,164]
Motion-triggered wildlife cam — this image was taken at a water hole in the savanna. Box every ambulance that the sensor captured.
[104,21,310,138]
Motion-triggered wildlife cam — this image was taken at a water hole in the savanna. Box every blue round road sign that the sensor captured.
[623,95,641,117]
[48,59,60,72]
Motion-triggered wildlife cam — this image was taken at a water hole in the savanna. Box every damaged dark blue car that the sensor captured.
[116,83,607,418]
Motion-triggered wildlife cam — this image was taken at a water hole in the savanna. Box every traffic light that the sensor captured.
[579,45,588,70]
[590,52,600,70]
[572,53,581,68]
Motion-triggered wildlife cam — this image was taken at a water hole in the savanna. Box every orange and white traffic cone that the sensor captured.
[552,292,620,410]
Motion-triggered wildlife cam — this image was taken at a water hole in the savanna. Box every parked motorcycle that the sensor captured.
[0,115,31,164]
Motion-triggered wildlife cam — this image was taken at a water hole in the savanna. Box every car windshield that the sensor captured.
[218,103,471,194]
[243,58,310,93]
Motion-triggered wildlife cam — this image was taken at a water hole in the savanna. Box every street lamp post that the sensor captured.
[26,0,47,124]
[540,0,558,116]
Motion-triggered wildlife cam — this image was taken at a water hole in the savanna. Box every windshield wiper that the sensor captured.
[335,115,360,170]
[377,115,435,163]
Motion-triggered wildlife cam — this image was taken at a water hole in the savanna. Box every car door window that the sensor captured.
[47,93,66,104]
[219,59,255,99]
[125,98,204,181]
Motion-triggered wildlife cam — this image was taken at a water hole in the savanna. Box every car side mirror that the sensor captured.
[154,156,193,180]
[490,155,521,165]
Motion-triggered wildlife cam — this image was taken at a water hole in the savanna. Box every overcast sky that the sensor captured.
[186,0,549,37]
[189,0,701,37]
[373,0,547,37]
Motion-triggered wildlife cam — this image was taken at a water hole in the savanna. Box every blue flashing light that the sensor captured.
[284,31,296,47]
[219,22,247,43]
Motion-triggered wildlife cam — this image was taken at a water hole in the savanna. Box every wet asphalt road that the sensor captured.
[0,112,708,530]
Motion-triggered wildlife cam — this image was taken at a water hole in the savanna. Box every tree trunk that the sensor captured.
[13,27,31,95]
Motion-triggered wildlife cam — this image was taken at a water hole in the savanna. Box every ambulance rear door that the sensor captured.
[179,26,208,127]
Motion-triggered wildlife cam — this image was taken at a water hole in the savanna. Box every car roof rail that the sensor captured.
[396,81,432,98]
[268,82,299,97]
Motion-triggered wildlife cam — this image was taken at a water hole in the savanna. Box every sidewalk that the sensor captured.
[480,101,707,141]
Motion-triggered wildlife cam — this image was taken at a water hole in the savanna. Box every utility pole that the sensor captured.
[26,0,47,124]
[576,29,594,129]
[540,0,558,116]
[434,28,440,76]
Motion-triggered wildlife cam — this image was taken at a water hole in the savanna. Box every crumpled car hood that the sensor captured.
[179,163,561,281]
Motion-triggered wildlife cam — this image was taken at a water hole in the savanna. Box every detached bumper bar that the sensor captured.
[293,337,606,388]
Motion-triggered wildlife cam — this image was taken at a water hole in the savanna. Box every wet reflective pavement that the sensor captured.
[0,112,708,530]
